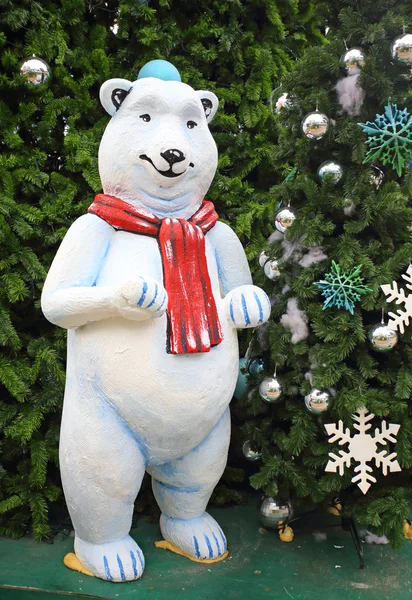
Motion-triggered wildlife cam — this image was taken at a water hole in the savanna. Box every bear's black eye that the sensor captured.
[187,121,197,129]
[140,114,151,122]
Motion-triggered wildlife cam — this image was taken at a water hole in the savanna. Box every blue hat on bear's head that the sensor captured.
[137,60,181,82]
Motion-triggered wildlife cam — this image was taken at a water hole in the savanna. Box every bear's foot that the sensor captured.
[158,512,228,563]
[71,535,145,582]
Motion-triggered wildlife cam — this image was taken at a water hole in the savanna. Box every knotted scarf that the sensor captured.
[88,194,223,355]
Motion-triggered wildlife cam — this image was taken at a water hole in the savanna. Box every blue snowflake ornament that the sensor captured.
[358,103,412,177]
[314,261,372,315]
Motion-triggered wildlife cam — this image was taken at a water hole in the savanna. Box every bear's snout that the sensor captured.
[139,146,194,180]
[161,149,185,166]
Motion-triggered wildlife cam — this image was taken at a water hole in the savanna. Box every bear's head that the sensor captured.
[98,62,219,219]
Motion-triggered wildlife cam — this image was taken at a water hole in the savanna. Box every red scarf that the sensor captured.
[88,194,223,355]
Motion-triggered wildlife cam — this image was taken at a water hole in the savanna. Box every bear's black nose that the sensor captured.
[161,149,185,166]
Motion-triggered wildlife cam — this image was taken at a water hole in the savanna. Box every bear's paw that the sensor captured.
[225,285,271,329]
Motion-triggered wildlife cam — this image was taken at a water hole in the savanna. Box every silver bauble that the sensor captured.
[259,375,282,403]
[368,323,398,352]
[275,207,296,233]
[342,48,365,71]
[242,440,262,462]
[264,259,281,280]
[259,497,293,530]
[369,165,385,188]
[248,357,265,376]
[270,87,293,114]
[304,389,331,414]
[302,111,330,140]
[317,160,344,185]
[259,250,269,267]
[391,33,412,65]
[272,92,291,114]
[20,57,51,85]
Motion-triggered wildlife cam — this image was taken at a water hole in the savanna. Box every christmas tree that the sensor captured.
[0,0,321,539]
[237,1,412,547]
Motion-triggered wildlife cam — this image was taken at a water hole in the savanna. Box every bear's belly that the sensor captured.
[67,307,238,464]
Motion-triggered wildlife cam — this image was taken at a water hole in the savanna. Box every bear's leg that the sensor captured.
[148,408,230,562]
[60,384,146,582]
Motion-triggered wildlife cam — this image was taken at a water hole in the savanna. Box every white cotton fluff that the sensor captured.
[360,530,389,545]
[298,246,327,268]
[268,230,285,244]
[305,371,313,384]
[343,203,356,216]
[280,297,309,343]
[312,530,327,542]
[281,238,303,262]
[335,72,365,116]
[265,233,303,267]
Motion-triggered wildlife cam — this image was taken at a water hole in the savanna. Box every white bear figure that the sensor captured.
[41,60,270,582]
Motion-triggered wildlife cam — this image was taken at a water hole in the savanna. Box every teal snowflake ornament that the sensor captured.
[358,103,412,176]
[314,261,372,314]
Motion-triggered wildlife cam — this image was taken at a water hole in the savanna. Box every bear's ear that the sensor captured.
[196,91,219,124]
[100,78,133,116]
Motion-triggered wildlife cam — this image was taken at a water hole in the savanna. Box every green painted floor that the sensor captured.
[1,502,411,600]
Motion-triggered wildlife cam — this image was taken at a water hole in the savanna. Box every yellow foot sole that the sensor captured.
[64,552,95,577]
[155,540,229,564]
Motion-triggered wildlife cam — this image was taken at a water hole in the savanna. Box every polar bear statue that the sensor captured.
[41,60,270,582]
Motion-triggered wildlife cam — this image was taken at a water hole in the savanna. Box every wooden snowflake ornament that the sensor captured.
[381,265,412,333]
[325,408,401,494]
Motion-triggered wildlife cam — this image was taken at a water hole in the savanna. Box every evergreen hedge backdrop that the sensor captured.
[0,0,322,539]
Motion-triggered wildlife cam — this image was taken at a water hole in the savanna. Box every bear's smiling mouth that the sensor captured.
[139,154,194,178]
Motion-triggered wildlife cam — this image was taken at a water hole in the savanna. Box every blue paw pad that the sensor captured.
[103,555,113,581]
[130,551,138,578]
[218,527,227,551]
[117,554,126,581]
[212,532,221,555]
[204,534,214,558]
[193,535,201,559]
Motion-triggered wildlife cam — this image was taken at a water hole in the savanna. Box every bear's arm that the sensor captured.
[208,221,253,295]
[41,214,116,329]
